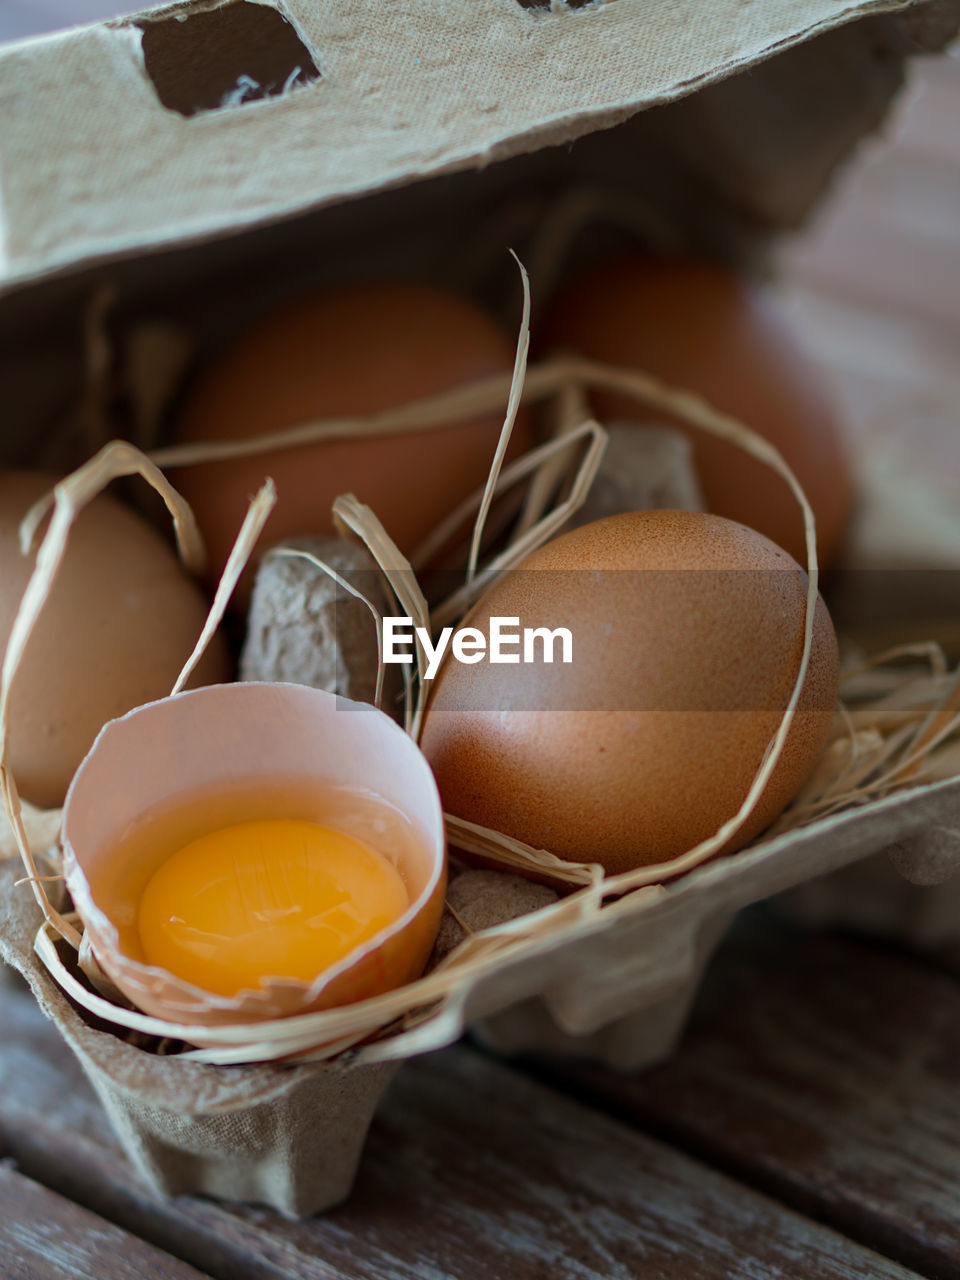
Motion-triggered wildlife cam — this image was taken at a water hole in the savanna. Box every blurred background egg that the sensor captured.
[170,281,534,607]
[539,254,854,567]
[420,509,839,874]
[0,470,230,809]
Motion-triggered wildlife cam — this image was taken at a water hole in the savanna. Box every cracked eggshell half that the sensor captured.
[61,683,446,1028]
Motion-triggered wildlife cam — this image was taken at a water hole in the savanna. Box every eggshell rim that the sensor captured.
[61,682,446,1013]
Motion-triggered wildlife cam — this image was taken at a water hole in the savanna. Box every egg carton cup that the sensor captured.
[0,801,60,985]
[0,860,398,1218]
[775,776,960,960]
[779,719,960,957]
[465,776,960,1066]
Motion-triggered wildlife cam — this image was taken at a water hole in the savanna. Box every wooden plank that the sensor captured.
[780,286,960,480]
[780,54,960,348]
[776,53,960,500]
[0,978,920,1280]
[783,201,960,338]
[0,1162,209,1280]
[887,56,960,172]
[537,917,960,1280]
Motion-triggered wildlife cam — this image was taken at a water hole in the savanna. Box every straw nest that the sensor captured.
[2,262,959,1068]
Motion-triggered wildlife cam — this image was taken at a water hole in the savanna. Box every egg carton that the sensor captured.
[463,778,960,1065]
[0,860,397,1219]
[5,773,960,1215]
[1,0,959,1224]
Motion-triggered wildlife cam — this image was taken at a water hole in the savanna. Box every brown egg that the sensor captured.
[539,254,854,567]
[0,471,231,809]
[420,510,838,874]
[171,282,534,606]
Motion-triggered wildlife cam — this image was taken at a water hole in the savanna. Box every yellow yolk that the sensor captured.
[137,819,409,997]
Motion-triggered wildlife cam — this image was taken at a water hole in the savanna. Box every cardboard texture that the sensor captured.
[240,537,401,712]
[469,777,960,1062]
[3,0,959,474]
[0,862,398,1217]
[1,0,958,292]
[1,0,958,1217]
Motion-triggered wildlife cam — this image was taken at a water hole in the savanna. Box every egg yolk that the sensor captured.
[137,820,409,997]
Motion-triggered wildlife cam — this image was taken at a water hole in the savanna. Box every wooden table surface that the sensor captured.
[1,16,959,1280]
[4,911,960,1280]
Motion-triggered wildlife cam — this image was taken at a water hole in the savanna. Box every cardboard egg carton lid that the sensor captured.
[0,0,957,293]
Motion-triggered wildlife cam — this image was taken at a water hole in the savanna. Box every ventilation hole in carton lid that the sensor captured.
[136,1,320,118]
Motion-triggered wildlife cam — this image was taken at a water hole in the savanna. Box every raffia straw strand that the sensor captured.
[778,719,939,827]
[16,309,960,1062]
[19,440,206,573]
[866,707,960,795]
[410,418,606,575]
[149,368,521,468]
[1,763,76,944]
[444,814,603,889]
[141,350,831,515]
[331,495,431,738]
[443,899,474,936]
[843,642,948,682]
[142,354,712,476]
[268,546,387,710]
[430,418,608,630]
[537,396,819,899]
[32,880,589,1060]
[892,666,960,783]
[172,478,276,696]
[467,251,531,585]
[514,376,592,539]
